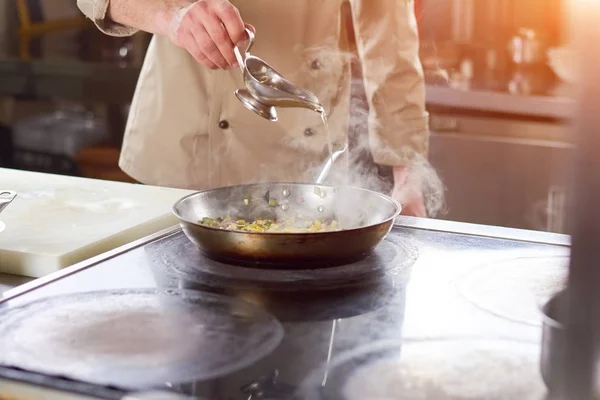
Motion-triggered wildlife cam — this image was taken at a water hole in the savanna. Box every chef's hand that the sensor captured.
[391,165,427,218]
[162,0,252,70]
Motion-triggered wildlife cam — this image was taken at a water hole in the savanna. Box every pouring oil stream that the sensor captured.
[234,28,341,226]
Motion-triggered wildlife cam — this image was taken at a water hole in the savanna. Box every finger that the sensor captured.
[201,12,237,67]
[401,194,427,217]
[244,23,256,35]
[404,201,426,217]
[189,22,229,69]
[182,31,218,69]
[214,2,246,45]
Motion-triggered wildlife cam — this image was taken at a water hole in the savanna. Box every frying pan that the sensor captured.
[172,182,400,268]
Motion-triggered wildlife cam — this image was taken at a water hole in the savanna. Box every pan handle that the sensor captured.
[315,143,348,185]
[0,191,16,215]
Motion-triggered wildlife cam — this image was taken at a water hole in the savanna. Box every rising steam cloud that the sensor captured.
[296,44,447,219]
[214,41,446,220]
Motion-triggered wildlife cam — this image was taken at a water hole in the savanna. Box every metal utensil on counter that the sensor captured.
[233,28,324,122]
[0,191,16,215]
[540,289,565,394]
[539,289,597,396]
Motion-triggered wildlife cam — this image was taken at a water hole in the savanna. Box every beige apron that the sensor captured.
[77,0,429,190]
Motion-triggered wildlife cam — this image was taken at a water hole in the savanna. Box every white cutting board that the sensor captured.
[0,168,193,278]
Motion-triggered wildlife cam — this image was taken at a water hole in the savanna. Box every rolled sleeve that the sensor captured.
[77,0,138,37]
[349,0,429,166]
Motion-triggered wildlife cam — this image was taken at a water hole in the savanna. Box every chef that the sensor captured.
[76,0,430,216]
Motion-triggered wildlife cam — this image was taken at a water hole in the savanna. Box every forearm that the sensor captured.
[106,0,194,35]
[77,0,192,37]
[349,0,429,166]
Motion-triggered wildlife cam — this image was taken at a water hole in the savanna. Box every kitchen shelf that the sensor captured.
[0,58,140,103]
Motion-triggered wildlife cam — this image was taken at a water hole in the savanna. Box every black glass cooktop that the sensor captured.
[0,225,569,399]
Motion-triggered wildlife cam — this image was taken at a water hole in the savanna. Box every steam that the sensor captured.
[296,44,446,219]
[399,153,447,218]
[208,42,446,224]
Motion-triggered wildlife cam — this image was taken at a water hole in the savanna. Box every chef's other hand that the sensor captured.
[391,165,427,218]
[161,0,251,70]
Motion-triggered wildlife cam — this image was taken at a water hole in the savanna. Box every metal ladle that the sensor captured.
[0,191,16,235]
[233,28,324,122]
[0,191,16,215]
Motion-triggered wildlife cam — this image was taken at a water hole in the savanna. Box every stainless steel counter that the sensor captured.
[426,85,575,120]
[0,217,571,399]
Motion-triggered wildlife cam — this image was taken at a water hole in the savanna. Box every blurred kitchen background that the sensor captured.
[0,0,573,234]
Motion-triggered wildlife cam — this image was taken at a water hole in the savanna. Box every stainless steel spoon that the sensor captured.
[0,191,17,215]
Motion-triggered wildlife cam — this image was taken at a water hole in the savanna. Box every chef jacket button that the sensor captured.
[304,128,315,137]
[310,59,322,70]
[218,120,229,129]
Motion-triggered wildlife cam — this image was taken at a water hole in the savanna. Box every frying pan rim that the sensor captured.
[172,182,401,236]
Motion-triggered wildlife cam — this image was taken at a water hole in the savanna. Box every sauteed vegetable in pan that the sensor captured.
[173,183,400,268]
[199,216,340,233]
